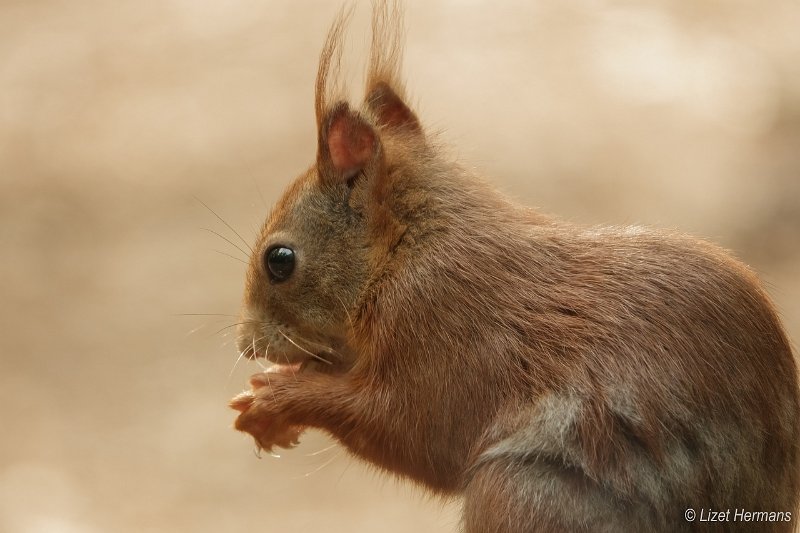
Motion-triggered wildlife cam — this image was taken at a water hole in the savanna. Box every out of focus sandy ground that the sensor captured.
[1,1,798,531]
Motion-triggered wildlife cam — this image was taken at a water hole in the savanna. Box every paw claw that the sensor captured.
[257,426,303,450]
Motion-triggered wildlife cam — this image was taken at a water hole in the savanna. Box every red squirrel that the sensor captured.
[230,3,800,531]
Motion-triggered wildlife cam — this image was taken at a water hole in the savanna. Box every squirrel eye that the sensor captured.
[264,246,295,282]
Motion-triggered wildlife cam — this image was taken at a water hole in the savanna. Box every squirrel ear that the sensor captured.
[318,102,378,183]
[365,82,420,132]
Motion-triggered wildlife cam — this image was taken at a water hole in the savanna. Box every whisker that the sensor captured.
[304,442,339,457]
[226,332,256,389]
[184,324,207,337]
[277,330,333,365]
[201,228,250,259]
[177,314,239,338]
[334,294,355,331]
[284,352,299,382]
[251,177,268,209]
[214,322,250,336]
[278,327,344,359]
[219,338,234,349]
[174,313,239,318]
[261,342,277,401]
[244,333,271,373]
[294,335,344,359]
[296,449,343,479]
[335,457,354,489]
[228,349,247,380]
[194,196,254,254]
[214,249,249,265]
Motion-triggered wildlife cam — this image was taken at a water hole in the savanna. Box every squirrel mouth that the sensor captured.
[262,362,303,374]
[249,350,342,375]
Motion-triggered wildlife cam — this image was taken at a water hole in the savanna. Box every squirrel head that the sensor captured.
[237,4,424,371]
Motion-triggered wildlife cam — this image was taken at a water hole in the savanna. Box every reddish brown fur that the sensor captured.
[231,3,800,531]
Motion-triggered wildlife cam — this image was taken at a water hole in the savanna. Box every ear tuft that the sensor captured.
[320,103,377,181]
[366,81,420,132]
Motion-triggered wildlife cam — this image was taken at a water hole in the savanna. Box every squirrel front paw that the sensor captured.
[230,373,305,452]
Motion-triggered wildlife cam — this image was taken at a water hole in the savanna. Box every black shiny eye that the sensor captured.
[264,246,295,282]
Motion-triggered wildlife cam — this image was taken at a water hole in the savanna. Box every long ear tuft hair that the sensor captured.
[366,0,407,100]
[315,6,352,130]
[365,1,419,132]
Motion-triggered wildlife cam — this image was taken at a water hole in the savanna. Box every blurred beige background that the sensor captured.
[1,0,798,531]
